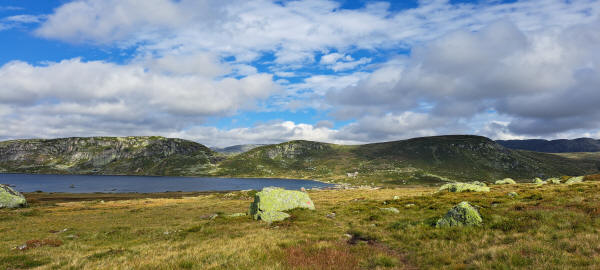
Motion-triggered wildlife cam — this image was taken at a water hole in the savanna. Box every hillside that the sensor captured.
[218,135,600,185]
[1,135,598,185]
[497,138,600,153]
[0,136,218,176]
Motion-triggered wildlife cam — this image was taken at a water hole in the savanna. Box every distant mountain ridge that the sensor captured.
[1,135,598,185]
[218,135,600,184]
[496,138,600,153]
[211,144,267,155]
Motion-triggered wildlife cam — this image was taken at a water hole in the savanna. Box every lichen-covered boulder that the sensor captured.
[547,178,561,184]
[436,201,483,228]
[0,184,27,209]
[438,182,490,193]
[565,176,584,185]
[495,178,516,185]
[249,187,315,222]
[470,181,487,187]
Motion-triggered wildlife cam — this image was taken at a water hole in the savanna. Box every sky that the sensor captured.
[0,0,599,147]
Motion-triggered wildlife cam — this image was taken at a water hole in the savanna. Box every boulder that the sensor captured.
[0,184,27,209]
[438,182,490,193]
[565,176,584,185]
[436,201,483,228]
[547,177,561,184]
[495,178,516,185]
[249,187,315,222]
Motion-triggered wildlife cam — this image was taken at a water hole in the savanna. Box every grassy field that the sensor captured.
[2,182,600,269]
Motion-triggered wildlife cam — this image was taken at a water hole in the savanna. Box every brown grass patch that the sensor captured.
[285,242,360,270]
[584,174,600,181]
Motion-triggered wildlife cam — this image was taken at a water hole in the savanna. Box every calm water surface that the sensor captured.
[0,174,333,193]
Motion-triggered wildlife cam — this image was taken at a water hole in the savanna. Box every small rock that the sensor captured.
[470,181,487,186]
[565,176,584,185]
[507,192,518,198]
[226,212,247,217]
[326,212,336,219]
[495,178,516,185]
[533,178,546,185]
[343,233,353,239]
[547,178,561,184]
[405,203,415,208]
[380,207,400,214]
[393,196,400,200]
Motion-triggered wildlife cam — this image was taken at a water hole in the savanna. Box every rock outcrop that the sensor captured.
[0,184,27,208]
[249,187,315,222]
[436,201,483,228]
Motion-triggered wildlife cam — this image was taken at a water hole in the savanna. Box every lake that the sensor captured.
[0,174,333,193]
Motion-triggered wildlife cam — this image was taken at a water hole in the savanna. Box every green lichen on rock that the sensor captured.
[249,187,315,222]
[0,184,27,208]
[547,177,561,184]
[495,178,516,185]
[436,201,483,228]
[565,176,584,185]
[257,211,290,222]
[533,178,546,185]
[438,182,490,193]
[507,191,518,198]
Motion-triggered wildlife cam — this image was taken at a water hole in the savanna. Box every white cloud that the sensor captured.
[4,15,44,23]
[0,56,278,139]
[35,0,600,66]
[0,14,45,31]
[327,19,600,137]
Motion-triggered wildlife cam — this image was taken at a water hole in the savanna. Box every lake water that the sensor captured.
[0,174,333,193]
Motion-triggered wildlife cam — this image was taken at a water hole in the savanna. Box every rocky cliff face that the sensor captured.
[0,136,217,176]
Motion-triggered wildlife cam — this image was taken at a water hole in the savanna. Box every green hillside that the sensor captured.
[217,135,600,185]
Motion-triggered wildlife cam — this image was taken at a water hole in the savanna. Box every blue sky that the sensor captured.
[0,0,599,147]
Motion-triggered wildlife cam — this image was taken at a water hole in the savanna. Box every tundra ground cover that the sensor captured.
[1,182,600,269]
